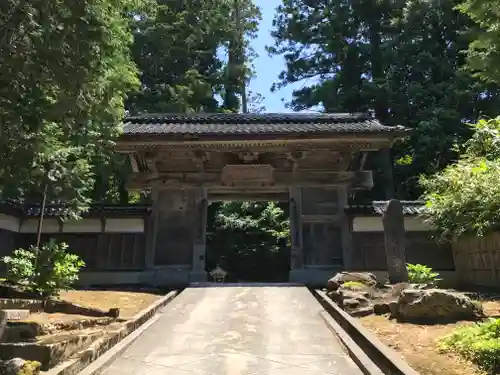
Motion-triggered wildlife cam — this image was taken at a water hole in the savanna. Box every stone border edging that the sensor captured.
[0,298,44,312]
[314,289,420,375]
[44,290,179,375]
[319,311,384,375]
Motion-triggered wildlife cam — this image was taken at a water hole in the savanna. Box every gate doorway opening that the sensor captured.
[205,201,291,283]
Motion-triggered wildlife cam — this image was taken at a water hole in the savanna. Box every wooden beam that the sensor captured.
[126,170,373,190]
[115,137,397,153]
[208,191,290,202]
[129,154,139,173]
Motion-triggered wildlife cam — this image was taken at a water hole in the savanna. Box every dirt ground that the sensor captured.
[359,300,500,375]
[27,289,164,324]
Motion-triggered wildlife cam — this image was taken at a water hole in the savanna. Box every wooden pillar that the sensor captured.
[289,187,303,269]
[190,188,208,281]
[338,185,353,269]
[144,187,159,269]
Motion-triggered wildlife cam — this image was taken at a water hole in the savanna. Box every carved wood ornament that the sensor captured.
[191,151,210,171]
[237,151,260,164]
[221,165,275,186]
[285,151,306,170]
[144,152,158,174]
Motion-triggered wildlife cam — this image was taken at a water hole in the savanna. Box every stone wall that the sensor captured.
[453,232,500,288]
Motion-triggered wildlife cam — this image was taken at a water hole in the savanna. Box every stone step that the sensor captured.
[1,309,30,321]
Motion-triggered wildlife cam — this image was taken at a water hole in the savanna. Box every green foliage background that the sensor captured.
[422,118,500,240]
[3,0,500,278]
[206,201,291,281]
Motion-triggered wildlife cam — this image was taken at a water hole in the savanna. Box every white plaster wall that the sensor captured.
[1,214,145,234]
[352,216,432,232]
[105,218,144,233]
[0,214,20,232]
[19,218,60,233]
[63,218,101,233]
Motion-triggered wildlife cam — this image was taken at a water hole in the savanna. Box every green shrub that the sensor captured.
[406,263,441,285]
[439,318,500,374]
[18,360,42,375]
[421,117,500,240]
[3,239,85,297]
[3,248,36,286]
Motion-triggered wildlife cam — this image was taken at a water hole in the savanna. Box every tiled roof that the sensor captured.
[0,201,426,219]
[0,202,151,218]
[346,201,426,216]
[121,113,409,136]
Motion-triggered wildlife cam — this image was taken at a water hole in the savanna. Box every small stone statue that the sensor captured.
[209,265,227,283]
[382,200,409,283]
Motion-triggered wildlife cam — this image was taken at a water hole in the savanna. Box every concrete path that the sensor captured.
[102,286,363,375]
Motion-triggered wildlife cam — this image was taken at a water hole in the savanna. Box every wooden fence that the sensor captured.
[453,232,500,287]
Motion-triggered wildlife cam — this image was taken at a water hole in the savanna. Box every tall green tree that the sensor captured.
[269,0,500,199]
[458,0,500,83]
[223,0,261,112]
[0,0,147,216]
[421,117,500,240]
[127,0,260,114]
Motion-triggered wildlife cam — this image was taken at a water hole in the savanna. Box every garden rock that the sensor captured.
[2,310,29,321]
[340,289,371,303]
[2,323,38,342]
[395,288,482,323]
[327,272,377,291]
[2,358,25,375]
[349,306,374,317]
[45,299,119,318]
[339,290,373,317]
[0,359,41,375]
[373,301,393,315]
[326,291,341,302]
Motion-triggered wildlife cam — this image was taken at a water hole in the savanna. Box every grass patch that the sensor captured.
[439,318,500,374]
[342,281,368,289]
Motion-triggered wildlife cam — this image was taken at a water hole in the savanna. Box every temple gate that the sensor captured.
[116,113,407,285]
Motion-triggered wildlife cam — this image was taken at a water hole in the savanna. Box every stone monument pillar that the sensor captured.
[382,199,409,283]
[0,310,6,341]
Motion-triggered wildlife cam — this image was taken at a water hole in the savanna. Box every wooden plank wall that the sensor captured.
[351,231,455,271]
[453,233,500,287]
[15,233,146,271]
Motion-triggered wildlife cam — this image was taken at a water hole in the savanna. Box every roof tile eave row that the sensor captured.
[0,200,425,219]
[120,113,410,136]
[0,201,152,219]
[345,201,426,216]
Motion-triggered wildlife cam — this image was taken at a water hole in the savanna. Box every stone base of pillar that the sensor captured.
[189,271,208,283]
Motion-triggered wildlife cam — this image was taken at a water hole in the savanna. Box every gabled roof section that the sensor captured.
[121,112,409,137]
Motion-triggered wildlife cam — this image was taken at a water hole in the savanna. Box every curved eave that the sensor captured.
[116,128,411,151]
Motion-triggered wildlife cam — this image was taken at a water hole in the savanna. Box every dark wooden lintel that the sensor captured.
[126,170,373,190]
[116,138,395,153]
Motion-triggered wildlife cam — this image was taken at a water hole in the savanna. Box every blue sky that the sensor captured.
[248,0,318,113]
